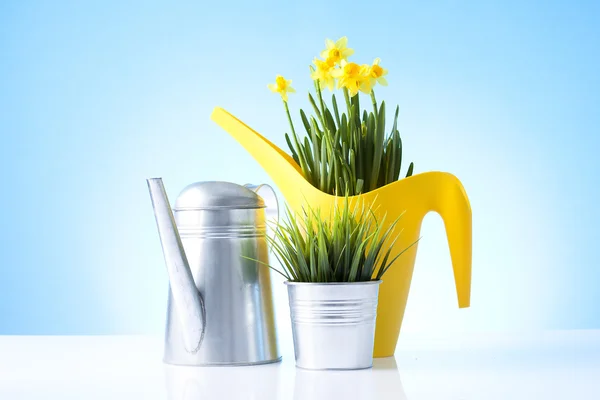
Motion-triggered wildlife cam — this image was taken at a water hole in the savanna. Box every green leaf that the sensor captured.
[349,149,356,182]
[341,162,351,191]
[378,238,420,279]
[338,176,346,195]
[302,137,313,165]
[308,93,324,125]
[300,109,311,134]
[348,235,371,282]
[367,114,379,190]
[285,133,300,164]
[348,105,356,149]
[355,179,364,194]
[392,105,400,138]
[319,134,327,192]
[340,113,348,144]
[394,131,402,181]
[383,138,393,185]
[292,137,312,185]
[332,123,341,152]
[325,136,334,191]
[310,118,321,178]
[332,94,341,127]
[406,162,414,177]
[324,108,336,132]
[309,237,317,281]
[351,92,361,128]
[318,227,329,281]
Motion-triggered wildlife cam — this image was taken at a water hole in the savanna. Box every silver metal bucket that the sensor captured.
[286,281,382,370]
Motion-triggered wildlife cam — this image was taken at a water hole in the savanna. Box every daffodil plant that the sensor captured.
[269,36,414,196]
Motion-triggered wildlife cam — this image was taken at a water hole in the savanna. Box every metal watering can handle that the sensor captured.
[244,183,279,238]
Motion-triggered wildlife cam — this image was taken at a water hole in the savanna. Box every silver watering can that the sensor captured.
[147,178,281,366]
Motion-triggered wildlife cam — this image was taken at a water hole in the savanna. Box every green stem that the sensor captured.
[351,91,361,129]
[371,90,378,119]
[370,90,378,145]
[316,81,327,118]
[283,100,296,137]
[315,80,328,130]
[343,88,353,149]
[343,88,351,114]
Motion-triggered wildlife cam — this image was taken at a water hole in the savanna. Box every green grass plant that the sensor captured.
[263,197,418,283]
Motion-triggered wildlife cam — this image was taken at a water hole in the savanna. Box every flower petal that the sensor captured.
[267,83,277,92]
[373,57,381,65]
[378,77,388,86]
[342,48,354,58]
[325,38,335,49]
[335,36,348,48]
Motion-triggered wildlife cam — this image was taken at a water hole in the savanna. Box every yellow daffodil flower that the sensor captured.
[358,64,374,94]
[320,36,354,66]
[310,57,336,91]
[331,60,370,96]
[267,75,296,102]
[368,58,388,86]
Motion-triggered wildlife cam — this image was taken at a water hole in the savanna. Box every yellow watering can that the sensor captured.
[211,107,472,357]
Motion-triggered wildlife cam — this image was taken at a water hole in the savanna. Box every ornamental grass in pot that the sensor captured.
[265,198,416,370]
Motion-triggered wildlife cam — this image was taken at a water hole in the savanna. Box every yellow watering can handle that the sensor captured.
[418,172,472,308]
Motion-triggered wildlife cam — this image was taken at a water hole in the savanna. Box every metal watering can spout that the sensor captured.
[147,178,205,353]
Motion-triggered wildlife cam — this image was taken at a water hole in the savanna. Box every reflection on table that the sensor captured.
[294,357,406,400]
[163,356,406,400]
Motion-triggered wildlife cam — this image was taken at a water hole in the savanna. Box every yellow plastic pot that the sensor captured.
[211,107,472,357]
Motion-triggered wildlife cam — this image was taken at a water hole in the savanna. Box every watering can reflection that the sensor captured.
[210,107,473,358]
[147,178,281,366]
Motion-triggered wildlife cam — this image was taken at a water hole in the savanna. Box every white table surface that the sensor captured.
[1,331,599,399]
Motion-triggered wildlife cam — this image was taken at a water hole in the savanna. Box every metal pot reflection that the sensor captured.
[164,363,282,400]
[293,356,407,400]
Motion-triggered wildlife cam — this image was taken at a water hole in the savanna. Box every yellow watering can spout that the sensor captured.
[211,107,317,202]
[211,106,472,357]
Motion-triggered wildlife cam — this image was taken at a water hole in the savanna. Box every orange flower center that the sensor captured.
[371,65,384,78]
[344,62,361,78]
[276,76,287,90]
[328,48,341,61]
[316,59,332,72]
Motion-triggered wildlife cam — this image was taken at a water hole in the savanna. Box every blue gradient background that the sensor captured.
[0,1,598,335]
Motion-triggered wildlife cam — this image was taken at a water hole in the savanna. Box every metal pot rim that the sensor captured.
[284,280,382,286]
